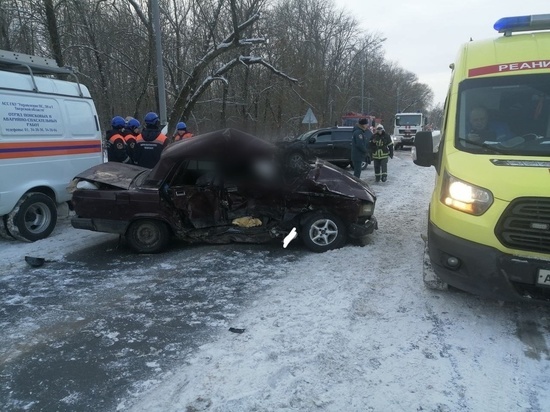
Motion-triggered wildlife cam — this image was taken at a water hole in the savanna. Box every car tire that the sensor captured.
[361,160,368,170]
[0,215,14,240]
[334,162,349,169]
[126,219,170,253]
[6,192,57,242]
[287,152,305,169]
[300,212,347,253]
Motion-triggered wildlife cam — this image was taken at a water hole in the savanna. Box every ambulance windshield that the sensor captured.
[456,74,550,155]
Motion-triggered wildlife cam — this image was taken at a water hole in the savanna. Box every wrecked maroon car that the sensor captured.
[69,128,377,253]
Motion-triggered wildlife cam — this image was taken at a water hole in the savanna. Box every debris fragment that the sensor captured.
[283,227,298,248]
[232,217,262,227]
[24,256,45,268]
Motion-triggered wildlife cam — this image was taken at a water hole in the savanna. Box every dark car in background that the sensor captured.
[69,129,377,254]
[276,127,371,170]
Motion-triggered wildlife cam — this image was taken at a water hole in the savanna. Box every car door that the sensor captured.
[307,130,334,160]
[331,130,353,162]
[166,159,227,229]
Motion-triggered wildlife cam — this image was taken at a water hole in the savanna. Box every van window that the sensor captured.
[456,73,550,155]
[65,99,97,137]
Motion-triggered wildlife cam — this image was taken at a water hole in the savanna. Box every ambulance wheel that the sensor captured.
[6,192,57,242]
[300,212,347,253]
[126,219,170,253]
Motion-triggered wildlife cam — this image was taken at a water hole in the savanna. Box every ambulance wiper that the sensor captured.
[456,137,509,154]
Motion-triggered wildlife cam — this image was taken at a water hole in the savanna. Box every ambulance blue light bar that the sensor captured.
[494,14,550,35]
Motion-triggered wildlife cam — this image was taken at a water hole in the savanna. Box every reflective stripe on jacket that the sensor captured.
[107,132,128,162]
[134,132,168,168]
[173,132,193,142]
[370,132,393,160]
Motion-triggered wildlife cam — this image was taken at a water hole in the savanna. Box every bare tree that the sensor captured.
[42,0,63,67]
[1,0,435,137]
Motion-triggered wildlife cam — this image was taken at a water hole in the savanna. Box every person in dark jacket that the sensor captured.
[369,124,394,182]
[351,118,372,178]
[106,116,130,163]
[134,112,169,168]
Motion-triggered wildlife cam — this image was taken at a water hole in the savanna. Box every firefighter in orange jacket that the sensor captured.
[172,121,193,142]
[123,118,141,164]
[106,116,130,163]
[134,112,169,168]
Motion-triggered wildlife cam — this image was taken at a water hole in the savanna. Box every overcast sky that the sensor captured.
[334,0,548,107]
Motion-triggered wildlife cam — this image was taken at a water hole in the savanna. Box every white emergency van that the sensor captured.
[0,50,103,242]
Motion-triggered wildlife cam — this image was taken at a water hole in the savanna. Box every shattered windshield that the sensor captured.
[456,74,550,155]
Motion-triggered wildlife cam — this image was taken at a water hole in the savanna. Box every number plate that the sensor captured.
[536,269,550,286]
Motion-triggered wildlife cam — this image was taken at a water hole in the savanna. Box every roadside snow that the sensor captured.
[2,152,550,412]
[119,154,550,411]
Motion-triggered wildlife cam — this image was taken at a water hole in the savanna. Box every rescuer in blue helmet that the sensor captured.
[134,112,168,168]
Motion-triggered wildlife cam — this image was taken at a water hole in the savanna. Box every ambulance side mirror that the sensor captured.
[413,131,438,168]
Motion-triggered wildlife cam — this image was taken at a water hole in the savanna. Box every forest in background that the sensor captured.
[0,0,442,138]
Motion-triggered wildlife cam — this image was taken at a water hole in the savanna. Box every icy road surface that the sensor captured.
[1,150,550,411]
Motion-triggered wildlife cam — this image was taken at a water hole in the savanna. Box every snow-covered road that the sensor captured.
[2,150,550,411]
[126,152,550,412]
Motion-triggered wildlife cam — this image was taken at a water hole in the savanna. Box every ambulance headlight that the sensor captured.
[440,172,493,215]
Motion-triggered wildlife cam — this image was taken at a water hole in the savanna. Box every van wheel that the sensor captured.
[300,213,347,253]
[6,192,57,242]
[0,216,14,240]
[126,219,170,253]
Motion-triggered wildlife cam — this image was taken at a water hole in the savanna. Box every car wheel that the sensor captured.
[334,162,349,169]
[287,152,305,169]
[300,213,347,253]
[126,219,170,253]
[361,160,368,170]
[6,192,57,242]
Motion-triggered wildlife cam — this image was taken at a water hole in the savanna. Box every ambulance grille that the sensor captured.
[495,198,550,254]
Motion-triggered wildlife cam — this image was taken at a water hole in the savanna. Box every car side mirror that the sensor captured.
[413,131,438,168]
[308,136,316,144]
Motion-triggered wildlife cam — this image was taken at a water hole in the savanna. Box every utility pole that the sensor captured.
[396,85,399,113]
[361,61,365,114]
[151,0,167,126]
[366,94,374,115]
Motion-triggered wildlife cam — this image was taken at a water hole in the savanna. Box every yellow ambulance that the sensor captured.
[414,14,550,303]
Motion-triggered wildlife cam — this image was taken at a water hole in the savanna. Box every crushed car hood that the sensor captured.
[305,160,376,202]
[74,162,149,190]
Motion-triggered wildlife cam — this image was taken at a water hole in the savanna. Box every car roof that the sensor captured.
[313,126,353,133]
[149,128,275,181]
